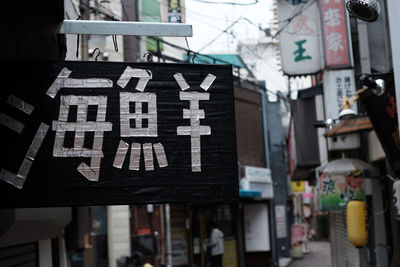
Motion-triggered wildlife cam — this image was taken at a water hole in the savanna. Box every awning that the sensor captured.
[325,115,372,137]
[239,189,262,198]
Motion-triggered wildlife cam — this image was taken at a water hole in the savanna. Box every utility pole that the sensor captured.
[80,0,90,61]
[122,0,138,62]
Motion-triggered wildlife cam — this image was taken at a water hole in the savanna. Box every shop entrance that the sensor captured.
[189,205,238,267]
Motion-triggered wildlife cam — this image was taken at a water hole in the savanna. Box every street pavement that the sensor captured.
[289,241,332,267]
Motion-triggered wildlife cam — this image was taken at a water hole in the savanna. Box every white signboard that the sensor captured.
[277,0,323,75]
[323,69,357,121]
[245,166,271,182]
[244,203,270,252]
[275,205,288,238]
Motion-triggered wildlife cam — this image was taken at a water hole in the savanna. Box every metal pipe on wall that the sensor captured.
[259,88,278,266]
[165,204,172,266]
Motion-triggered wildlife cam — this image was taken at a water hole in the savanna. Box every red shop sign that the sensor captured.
[319,0,353,68]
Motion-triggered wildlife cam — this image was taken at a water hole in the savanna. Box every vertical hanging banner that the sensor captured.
[277,0,324,76]
[0,60,238,207]
[323,69,357,120]
[360,73,400,171]
[319,0,353,68]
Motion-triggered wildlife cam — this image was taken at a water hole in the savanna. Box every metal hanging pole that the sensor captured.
[0,20,193,37]
[79,0,90,61]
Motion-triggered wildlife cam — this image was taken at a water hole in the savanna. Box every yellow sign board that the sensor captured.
[292,181,306,193]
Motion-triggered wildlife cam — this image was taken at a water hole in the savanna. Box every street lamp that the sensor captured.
[346,0,380,22]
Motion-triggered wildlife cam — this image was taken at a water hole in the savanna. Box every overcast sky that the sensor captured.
[183,0,311,98]
[185,0,274,54]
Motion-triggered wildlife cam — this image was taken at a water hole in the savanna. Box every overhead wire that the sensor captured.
[187,5,271,26]
[161,1,291,92]
[190,0,259,6]
[186,0,317,54]
[227,31,307,92]
[135,0,276,47]
[196,17,243,53]
[147,36,288,102]
[70,0,290,102]
[271,0,316,39]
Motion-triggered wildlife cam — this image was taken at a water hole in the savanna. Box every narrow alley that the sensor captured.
[289,242,332,267]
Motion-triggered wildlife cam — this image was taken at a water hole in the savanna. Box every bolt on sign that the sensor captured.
[0,61,238,207]
[277,0,324,76]
[319,0,353,68]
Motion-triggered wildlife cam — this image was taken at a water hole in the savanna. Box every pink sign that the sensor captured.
[320,0,352,68]
[291,224,307,245]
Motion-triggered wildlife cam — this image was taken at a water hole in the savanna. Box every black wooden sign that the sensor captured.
[0,60,238,207]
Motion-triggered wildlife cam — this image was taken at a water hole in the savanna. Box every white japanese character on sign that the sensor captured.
[326,32,344,51]
[113,66,168,171]
[336,77,343,111]
[49,68,114,182]
[344,76,352,96]
[52,95,112,181]
[120,92,157,137]
[174,73,216,172]
[0,95,49,189]
[291,14,315,35]
[324,8,341,27]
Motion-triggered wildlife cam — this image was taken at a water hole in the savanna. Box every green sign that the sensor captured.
[319,171,366,211]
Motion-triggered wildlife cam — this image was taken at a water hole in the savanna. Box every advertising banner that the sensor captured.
[0,60,238,207]
[277,0,323,75]
[319,0,353,68]
[291,224,307,245]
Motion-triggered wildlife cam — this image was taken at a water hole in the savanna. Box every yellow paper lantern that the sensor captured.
[346,200,368,248]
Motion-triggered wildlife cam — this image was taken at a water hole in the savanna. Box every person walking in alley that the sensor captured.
[208,223,224,267]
